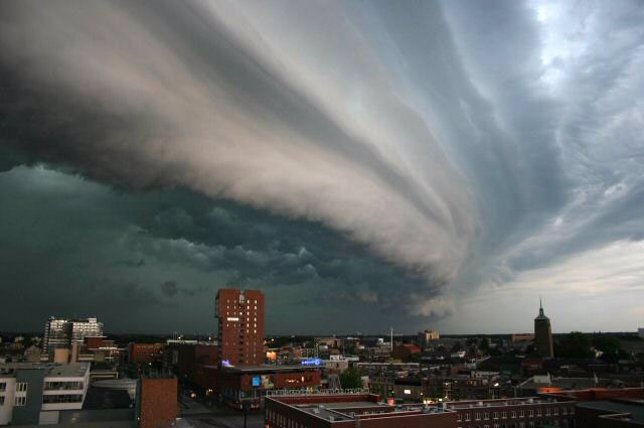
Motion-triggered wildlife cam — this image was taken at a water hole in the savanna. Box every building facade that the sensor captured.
[0,362,90,425]
[446,397,577,428]
[217,365,322,409]
[135,376,178,428]
[215,289,265,366]
[43,317,104,356]
[534,301,554,359]
[67,318,104,344]
[43,318,68,354]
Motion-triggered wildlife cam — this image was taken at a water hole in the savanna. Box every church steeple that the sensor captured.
[534,297,554,358]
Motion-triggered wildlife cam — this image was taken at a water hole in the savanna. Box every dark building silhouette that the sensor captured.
[534,299,554,358]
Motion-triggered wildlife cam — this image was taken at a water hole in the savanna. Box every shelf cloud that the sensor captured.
[1,0,643,332]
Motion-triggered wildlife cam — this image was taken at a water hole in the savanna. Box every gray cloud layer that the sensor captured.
[1,0,644,332]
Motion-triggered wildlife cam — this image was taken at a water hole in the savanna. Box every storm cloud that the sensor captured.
[1,0,643,333]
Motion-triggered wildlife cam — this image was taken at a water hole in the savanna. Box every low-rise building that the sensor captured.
[215,365,322,410]
[445,396,577,428]
[128,343,165,365]
[0,362,90,425]
[265,391,456,428]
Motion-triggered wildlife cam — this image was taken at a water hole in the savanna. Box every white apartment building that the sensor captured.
[0,377,16,425]
[0,363,90,425]
[43,317,104,355]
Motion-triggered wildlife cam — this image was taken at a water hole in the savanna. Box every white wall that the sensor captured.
[0,377,16,426]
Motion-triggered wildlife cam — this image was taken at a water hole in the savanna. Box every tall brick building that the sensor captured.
[215,288,265,366]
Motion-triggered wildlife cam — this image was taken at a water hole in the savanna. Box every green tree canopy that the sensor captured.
[340,367,363,389]
[556,332,593,359]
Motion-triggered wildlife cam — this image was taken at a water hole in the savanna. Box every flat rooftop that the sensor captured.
[270,395,452,423]
[46,363,90,378]
[446,397,574,410]
[209,365,320,373]
[577,400,644,423]
[0,362,89,378]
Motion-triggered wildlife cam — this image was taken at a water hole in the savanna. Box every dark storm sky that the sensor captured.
[1,0,644,334]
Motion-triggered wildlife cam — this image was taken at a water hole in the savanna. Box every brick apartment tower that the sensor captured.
[215,288,265,366]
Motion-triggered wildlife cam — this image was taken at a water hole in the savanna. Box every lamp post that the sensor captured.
[242,398,250,428]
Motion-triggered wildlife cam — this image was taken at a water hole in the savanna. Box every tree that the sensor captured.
[557,332,593,359]
[340,367,363,389]
[593,335,626,363]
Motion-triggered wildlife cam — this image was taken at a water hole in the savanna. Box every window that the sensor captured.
[15,396,27,406]
[45,381,83,390]
[494,411,499,419]
[16,383,28,392]
[43,394,83,404]
[464,413,471,421]
[0,383,5,392]
[476,412,481,420]
[528,410,534,417]
[502,411,507,418]
[519,410,525,418]
[511,411,516,418]
[0,396,4,406]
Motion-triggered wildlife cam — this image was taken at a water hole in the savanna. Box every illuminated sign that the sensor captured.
[301,358,322,366]
[252,376,261,387]
[221,359,232,367]
[227,317,239,322]
[403,389,412,395]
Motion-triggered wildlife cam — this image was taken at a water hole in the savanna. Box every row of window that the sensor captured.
[44,381,84,391]
[43,394,83,404]
[0,394,85,407]
[457,407,574,422]
[0,381,83,394]
[457,419,570,428]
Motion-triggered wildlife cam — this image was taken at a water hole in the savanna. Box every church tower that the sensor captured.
[534,299,554,358]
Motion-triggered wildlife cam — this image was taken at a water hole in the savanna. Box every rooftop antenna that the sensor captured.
[390,327,394,352]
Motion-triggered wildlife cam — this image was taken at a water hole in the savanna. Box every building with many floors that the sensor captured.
[43,317,104,356]
[215,289,265,366]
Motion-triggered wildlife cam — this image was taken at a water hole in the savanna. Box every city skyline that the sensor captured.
[2,1,644,334]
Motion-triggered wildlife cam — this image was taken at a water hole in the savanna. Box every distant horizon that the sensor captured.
[2,328,641,339]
